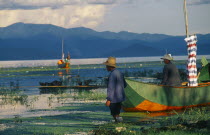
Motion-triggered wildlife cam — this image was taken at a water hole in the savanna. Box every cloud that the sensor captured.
[0,0,133,29]
[142,0,210,6]
[188,0,210,5]
[0,0,121,10]
[0,0,83,10]
[0,5,106,28]
[87,0,116,5]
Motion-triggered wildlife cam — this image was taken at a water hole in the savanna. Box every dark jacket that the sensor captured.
[107,69,127,103]
[161,62,181,86]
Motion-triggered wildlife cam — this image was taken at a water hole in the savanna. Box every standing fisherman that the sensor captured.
[103,57,127,122]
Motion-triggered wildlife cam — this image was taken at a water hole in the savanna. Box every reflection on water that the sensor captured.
[122,111,176,122]
[0,87,107,119]
[0,89,59,118]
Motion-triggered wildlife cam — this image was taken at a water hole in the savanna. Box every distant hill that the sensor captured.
[0,22,209,60]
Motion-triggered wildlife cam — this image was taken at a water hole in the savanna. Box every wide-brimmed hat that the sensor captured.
[161,54,173,61]
[103,57,116,67]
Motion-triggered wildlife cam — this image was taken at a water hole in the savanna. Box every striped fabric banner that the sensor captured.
[184,35,198,86]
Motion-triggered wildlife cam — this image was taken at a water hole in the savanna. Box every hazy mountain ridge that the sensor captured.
[0,23,171,41]
[0,23,209,60]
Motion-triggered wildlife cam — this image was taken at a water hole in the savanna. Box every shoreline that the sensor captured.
[0,55,209,68]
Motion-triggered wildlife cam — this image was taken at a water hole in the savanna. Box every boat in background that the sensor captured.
[198,57,210,83]
[57,39,70,68]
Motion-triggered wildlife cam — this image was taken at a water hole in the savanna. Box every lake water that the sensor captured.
[1,55,209,118]
[1,55,210,68]
[0,55,210,134]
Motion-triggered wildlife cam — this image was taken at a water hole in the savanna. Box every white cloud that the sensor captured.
[0,0,115,29]
[87,0,117,5]
[0,5,106,28]
[0,0,120,10]
[0,0,125,28]
[0,0,82,9]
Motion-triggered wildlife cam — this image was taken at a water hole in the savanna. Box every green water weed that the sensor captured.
[172,107,210,123]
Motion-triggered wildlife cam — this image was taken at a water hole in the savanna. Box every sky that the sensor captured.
[0,0,210,36]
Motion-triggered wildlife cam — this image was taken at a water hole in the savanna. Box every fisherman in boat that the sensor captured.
[103,57,127,122]
[161,54,181,86]
[64,54,70,63]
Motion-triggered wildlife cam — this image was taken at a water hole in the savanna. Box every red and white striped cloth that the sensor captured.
[185,35,198,86]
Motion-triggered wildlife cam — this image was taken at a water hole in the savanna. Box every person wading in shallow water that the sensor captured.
[161,54,181,86]
[103,57,127,122]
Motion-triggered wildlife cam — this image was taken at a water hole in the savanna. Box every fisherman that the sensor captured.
[64,55,70,63]
[161,54,181,86]
[103,57,127,122]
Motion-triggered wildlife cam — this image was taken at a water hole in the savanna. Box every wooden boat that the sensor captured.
[198,63,210,83]
[122,40,210,112]
[39,80,62,86]
[39,79,103,90]
[122,78,210,112]
[122,0,210,112]
[57,61,70,68]
[39,85,101,90]
[57,39,70,68]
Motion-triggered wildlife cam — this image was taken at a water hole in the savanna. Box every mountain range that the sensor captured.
[0,22,209,60]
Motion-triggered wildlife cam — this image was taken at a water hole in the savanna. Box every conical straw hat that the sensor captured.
[103,57,116,67]
[161,54,173,61]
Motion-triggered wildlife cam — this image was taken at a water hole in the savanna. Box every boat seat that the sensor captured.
[181,82,188,86]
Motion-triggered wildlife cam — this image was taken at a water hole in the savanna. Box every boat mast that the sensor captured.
[183,0,198,86]
[184,0,189,37]
[62,39,64,60]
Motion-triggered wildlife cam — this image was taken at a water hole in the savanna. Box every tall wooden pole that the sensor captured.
[184,0,198,86]
[184,0,189,37]
[62,39,64,60]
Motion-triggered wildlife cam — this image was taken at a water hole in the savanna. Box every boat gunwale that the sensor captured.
[125,78,210,89]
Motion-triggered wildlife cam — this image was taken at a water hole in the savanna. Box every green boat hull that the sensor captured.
[122,79,210,112]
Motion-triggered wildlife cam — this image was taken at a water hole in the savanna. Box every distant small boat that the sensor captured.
[39,80,62,86]
[57,58,70,68]
[39,85,101,91]
[39,79,105,90]
[57,39,70,68]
